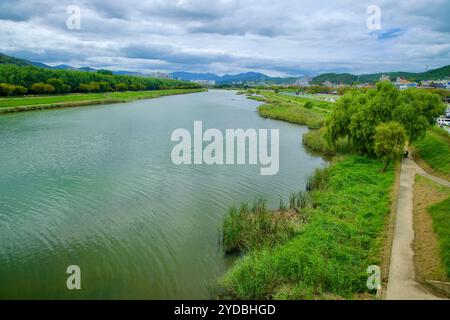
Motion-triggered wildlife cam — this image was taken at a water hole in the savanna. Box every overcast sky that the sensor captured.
[1,0,449,76]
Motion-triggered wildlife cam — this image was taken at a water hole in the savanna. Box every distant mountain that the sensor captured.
[78,66,96,72]
[0,53,99,72]
[113,70,146,76]
[51,64,77,70]
[171,71,299,84]
[221,72,267,83]
[30,61,53,69]
[312,65,450,85]
[1,52,448,85]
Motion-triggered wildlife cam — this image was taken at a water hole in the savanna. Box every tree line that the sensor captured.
[0,64,201,96]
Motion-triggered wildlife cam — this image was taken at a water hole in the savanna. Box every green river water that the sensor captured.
[0,90,326,299]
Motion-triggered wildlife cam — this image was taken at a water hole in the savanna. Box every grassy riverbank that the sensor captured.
[221,156,395,299]
[413,127,450,180]
[219,90,398,299]
[253,91,333,129]
[0,88,205,114]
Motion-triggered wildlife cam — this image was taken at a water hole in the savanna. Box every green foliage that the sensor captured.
[97,69,113,75]
[257,91,330,129]
[311,65,450,85]
[374,122,406,171]
[326,81,445,155]
[115,83,128,91]
[221,156,395,299]
[312,73,358,85]
[0,83,13,96]
[0,63,200,96]
[306,85,332,94]
[303,128,352,156]
[11,85,27,95]
[304,101,314,109]
[429,196,450,278]
[0,83,28,96]
[78,83,93,93]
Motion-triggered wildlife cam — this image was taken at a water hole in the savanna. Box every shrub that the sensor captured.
[304,101,314,109]
[31,83,55,94]
[0,83,14,96]
[78,83,92,93]
[11,85,27,95]
[115,83,128,91]
[374,122,406,171]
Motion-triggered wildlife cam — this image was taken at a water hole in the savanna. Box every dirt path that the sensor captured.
[385,157,447,300]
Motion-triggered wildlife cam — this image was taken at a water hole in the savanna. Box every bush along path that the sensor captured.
[385,157,448,300]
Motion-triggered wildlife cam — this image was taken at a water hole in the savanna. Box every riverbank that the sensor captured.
[220,91,398,299]
[0,88,206,114]
[221,156,395,299]
[250,91,333,129]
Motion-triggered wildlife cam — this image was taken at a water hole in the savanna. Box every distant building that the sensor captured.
[380,74,390,82]
[148,72,172,79]
[323,80,333,87]
[190,79,216,86]
[294,76,311,87]
[431,79,450,89]
[394,77,417,90]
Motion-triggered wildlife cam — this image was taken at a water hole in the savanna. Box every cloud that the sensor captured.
[0,0,449,76]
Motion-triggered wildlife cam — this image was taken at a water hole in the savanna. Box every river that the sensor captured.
[0,90,326,299]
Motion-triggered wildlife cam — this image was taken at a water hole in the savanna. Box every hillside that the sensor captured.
[0,53,33,67]
[312,65,450,84]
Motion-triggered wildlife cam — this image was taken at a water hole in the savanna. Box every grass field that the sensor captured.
[414,127,450,179]
[221,156,395,299]
[0,89,205,113]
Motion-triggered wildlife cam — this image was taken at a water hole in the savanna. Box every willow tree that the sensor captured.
[326,81,445,157]
[374,122,406,171]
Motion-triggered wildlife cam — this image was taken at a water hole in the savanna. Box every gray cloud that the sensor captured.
[0,0,449,76]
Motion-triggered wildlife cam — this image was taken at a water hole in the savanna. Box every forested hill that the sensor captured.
[0,53,34,67]
[312,65,450,84]
[0,52,201,96]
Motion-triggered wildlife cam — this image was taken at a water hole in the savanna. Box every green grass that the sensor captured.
[281,92,339,104]
[414,128,450,176]
[256,91,332,129]
[0,89,205,112]
[220,156,395,299]
[429,195,450,278]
